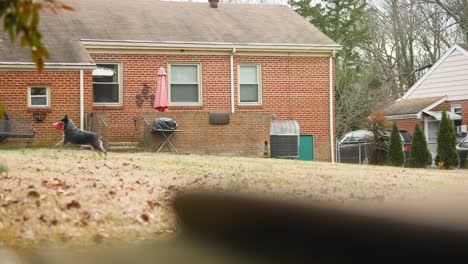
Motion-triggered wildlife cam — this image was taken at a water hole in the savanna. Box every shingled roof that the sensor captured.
[384,96,446,117]
[0,0,339,65]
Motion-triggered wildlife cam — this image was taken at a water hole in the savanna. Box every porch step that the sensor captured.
[107,142,144,152]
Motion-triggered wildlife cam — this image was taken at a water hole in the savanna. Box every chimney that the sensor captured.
[209,0,219,8]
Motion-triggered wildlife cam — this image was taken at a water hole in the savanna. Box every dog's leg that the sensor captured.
[99,139,107,156]
[92,138,107,156]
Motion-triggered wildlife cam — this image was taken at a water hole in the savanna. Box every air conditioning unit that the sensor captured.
[456,126,462,135]
[462,125,468,134]
[270,120,300,159]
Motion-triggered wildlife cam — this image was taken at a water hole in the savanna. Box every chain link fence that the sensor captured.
[337,142,374,165]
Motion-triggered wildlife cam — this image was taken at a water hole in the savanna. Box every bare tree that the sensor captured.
[424,0,468,42]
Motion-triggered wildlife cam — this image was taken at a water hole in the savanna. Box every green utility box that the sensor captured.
[298,135,314,161]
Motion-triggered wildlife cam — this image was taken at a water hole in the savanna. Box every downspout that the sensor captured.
[329,51,336,163]
[230,48,236,113]
[80,69,84,130]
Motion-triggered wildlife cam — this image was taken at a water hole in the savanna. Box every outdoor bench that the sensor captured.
[0,118,35,147]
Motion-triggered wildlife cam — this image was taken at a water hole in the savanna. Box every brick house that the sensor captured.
[0,0,340,161]
[384,44,468,157]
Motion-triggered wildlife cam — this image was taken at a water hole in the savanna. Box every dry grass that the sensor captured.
[1,148,468,249]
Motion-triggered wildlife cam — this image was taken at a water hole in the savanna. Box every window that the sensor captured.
[452,105,463,127]
[28,86,50,108]
[239,64,261,105]
[93,63,122,105]
[169,64,201,106]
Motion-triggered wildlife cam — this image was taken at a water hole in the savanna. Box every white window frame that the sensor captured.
[238,63,262,106]
[168,62,202,106]
[451,105,462,115]
[28,86,50,108]
[93,61,123,106]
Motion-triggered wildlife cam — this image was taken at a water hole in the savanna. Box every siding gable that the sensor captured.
[403,45,468,101]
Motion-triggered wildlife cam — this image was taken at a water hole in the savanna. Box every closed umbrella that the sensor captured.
[154,67,168,112]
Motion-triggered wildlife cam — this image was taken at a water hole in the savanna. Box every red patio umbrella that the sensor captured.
[154,67,168,112]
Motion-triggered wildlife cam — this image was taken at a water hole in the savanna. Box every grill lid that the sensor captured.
[270,120,300,135]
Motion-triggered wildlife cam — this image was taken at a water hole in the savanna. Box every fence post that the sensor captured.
[358,144,362,165]
[336,141,340,163]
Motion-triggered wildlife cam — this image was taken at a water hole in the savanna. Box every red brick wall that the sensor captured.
[140,112,270,156]
[393,118,424,135]
[90,53,334,161]
[0,53,335,161]
[0,70,93,145]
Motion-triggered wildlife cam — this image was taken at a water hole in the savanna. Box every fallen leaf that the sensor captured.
[27,190,40,199]
[66,200,81,210]
[147,200,161,210]
[42,178,70,190]
[39,215,47,223]
[140,213,150,223]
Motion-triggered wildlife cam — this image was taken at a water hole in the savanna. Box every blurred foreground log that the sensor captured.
[4,192,468,263]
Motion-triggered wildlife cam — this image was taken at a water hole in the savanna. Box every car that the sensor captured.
[337,129,412,164]
[456,136,468,168]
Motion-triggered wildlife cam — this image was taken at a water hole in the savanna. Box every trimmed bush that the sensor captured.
[387,121,405,167]
[408,124,432,168]
[435,110,459,169]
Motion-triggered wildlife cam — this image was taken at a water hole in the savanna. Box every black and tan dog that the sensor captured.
[53,115,107,155]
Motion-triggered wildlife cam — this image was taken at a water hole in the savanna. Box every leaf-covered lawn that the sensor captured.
[1,148,468,248]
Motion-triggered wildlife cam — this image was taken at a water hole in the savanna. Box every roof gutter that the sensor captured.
[230,48,236,113]
[385,114,419,120]
[0,62,96,70]
[81,39,342,52]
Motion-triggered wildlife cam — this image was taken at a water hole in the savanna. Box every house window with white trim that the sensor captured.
[452,105,462,127]
[239,64,261,105]
[28,86,50,108]
[93,63,122,105]
[169,63,202,106]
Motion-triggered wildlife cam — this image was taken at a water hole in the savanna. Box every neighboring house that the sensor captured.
[384,43,468,157]
[0,0,340,161]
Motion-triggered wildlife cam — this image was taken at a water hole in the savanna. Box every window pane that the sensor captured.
[240,65,258,84]
[31,97,47,106]
[240,84,258,102]
[93,83,120,103]
[171,65,198,84]
[171,84,199,103]
[93,64,119,83]
[30,87,47,96]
